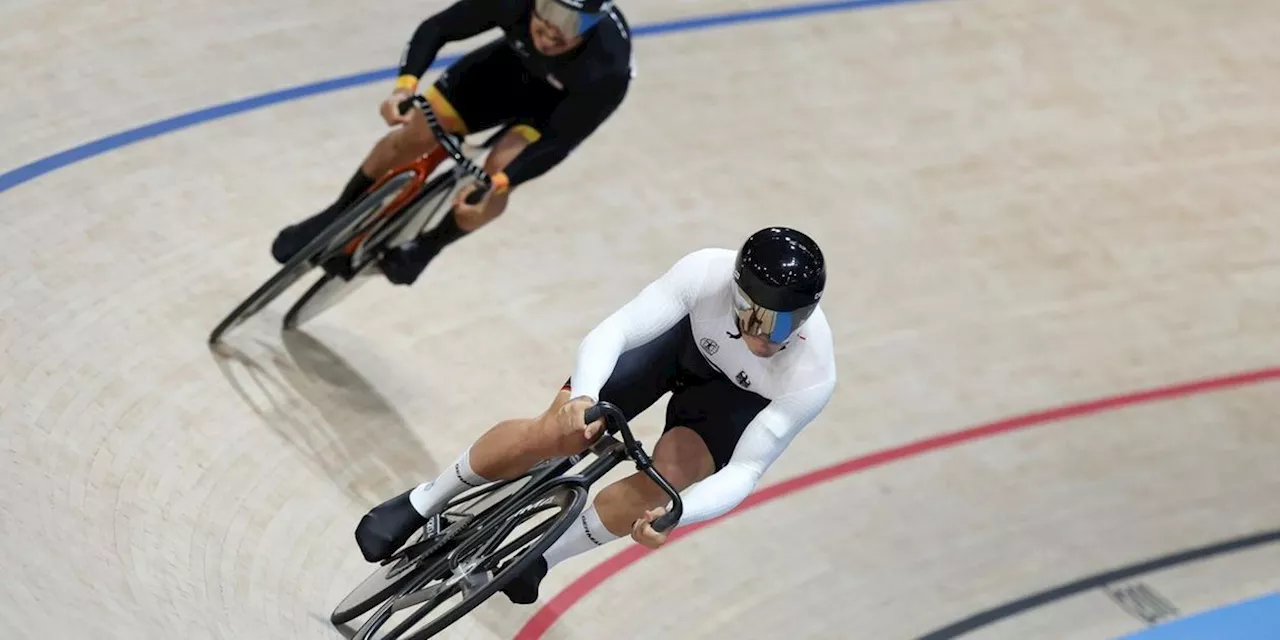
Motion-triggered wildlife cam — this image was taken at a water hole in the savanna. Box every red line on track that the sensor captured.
[515,367,1280,639]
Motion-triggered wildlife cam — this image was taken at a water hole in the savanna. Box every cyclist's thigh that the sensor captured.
[562,317,694,421]
[665,378,771,471]
[646,426,716,490]
[431,39,542,134]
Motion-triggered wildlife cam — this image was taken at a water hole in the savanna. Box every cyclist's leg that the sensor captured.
[379,45,552,283]
[428,318,692,501]
[428,46,560,242]
[549,382,762,554]
[585,320,771,532]
[360,86,458,177]
[497,423,717,604]
[633,380,771,521]
[268,43,496,264]
[590,426,718,535]
[453,124,538,232]
[500,380,764,604]
[381,125,535,285]
[355,318,690,563]
[439,74,556,240]
[270,93,459,264]
[499,367,770,602]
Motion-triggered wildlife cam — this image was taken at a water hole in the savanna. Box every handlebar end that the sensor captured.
[652,508,681,533]
[583,404,605,426]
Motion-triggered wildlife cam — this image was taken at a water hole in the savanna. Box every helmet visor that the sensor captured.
[534,0,606,37]
[734,285,817,343]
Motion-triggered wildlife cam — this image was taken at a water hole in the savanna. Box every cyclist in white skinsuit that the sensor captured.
[355,227,837,604]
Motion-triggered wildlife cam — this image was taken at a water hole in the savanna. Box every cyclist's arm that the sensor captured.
[500,75,629,188]
[397,0,514,88]
[568,249,708,401]
[675,378,836,526]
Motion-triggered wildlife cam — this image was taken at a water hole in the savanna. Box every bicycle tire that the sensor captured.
[282,170,458,331]
[353,482,588,640]
[208,170,418,344]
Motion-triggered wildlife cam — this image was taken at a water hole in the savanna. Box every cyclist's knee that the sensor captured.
[395,117,437,155]
[593,474,668,533]
[650,456,699,494]
[373,112,430,155]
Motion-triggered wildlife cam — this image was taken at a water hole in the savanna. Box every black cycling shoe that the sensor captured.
[379,239,439,286]
[270,205,347,265]
[354,489,428,563]
[271,225,306,264]
[500,555,549,605]
[273,229,355,279]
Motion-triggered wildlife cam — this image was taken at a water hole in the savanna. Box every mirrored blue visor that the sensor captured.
[534,0,606,36]
[733,285,817,343]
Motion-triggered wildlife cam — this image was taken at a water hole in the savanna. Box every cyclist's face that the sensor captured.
[530,14,582,55]
[742,332,784,358]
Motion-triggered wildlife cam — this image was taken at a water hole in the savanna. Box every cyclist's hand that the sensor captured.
[453,182,490,219]
[558,396,603,441]
[381,89,415,126]
[631,507,670,549]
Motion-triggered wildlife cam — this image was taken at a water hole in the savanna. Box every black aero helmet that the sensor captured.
[733,227,826,343]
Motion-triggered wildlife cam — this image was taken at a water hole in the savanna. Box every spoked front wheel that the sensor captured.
[352,482,588,640]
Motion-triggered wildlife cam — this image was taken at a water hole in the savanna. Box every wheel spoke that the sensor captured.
[481,519,557,573]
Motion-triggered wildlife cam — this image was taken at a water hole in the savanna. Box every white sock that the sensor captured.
[542,504,620,569]
[409,448,490,517]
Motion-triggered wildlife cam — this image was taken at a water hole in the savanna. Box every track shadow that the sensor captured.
[211,320,535,640]
[209,322,438,506]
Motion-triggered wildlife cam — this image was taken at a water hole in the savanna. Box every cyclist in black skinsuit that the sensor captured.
[271,0,634,285]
